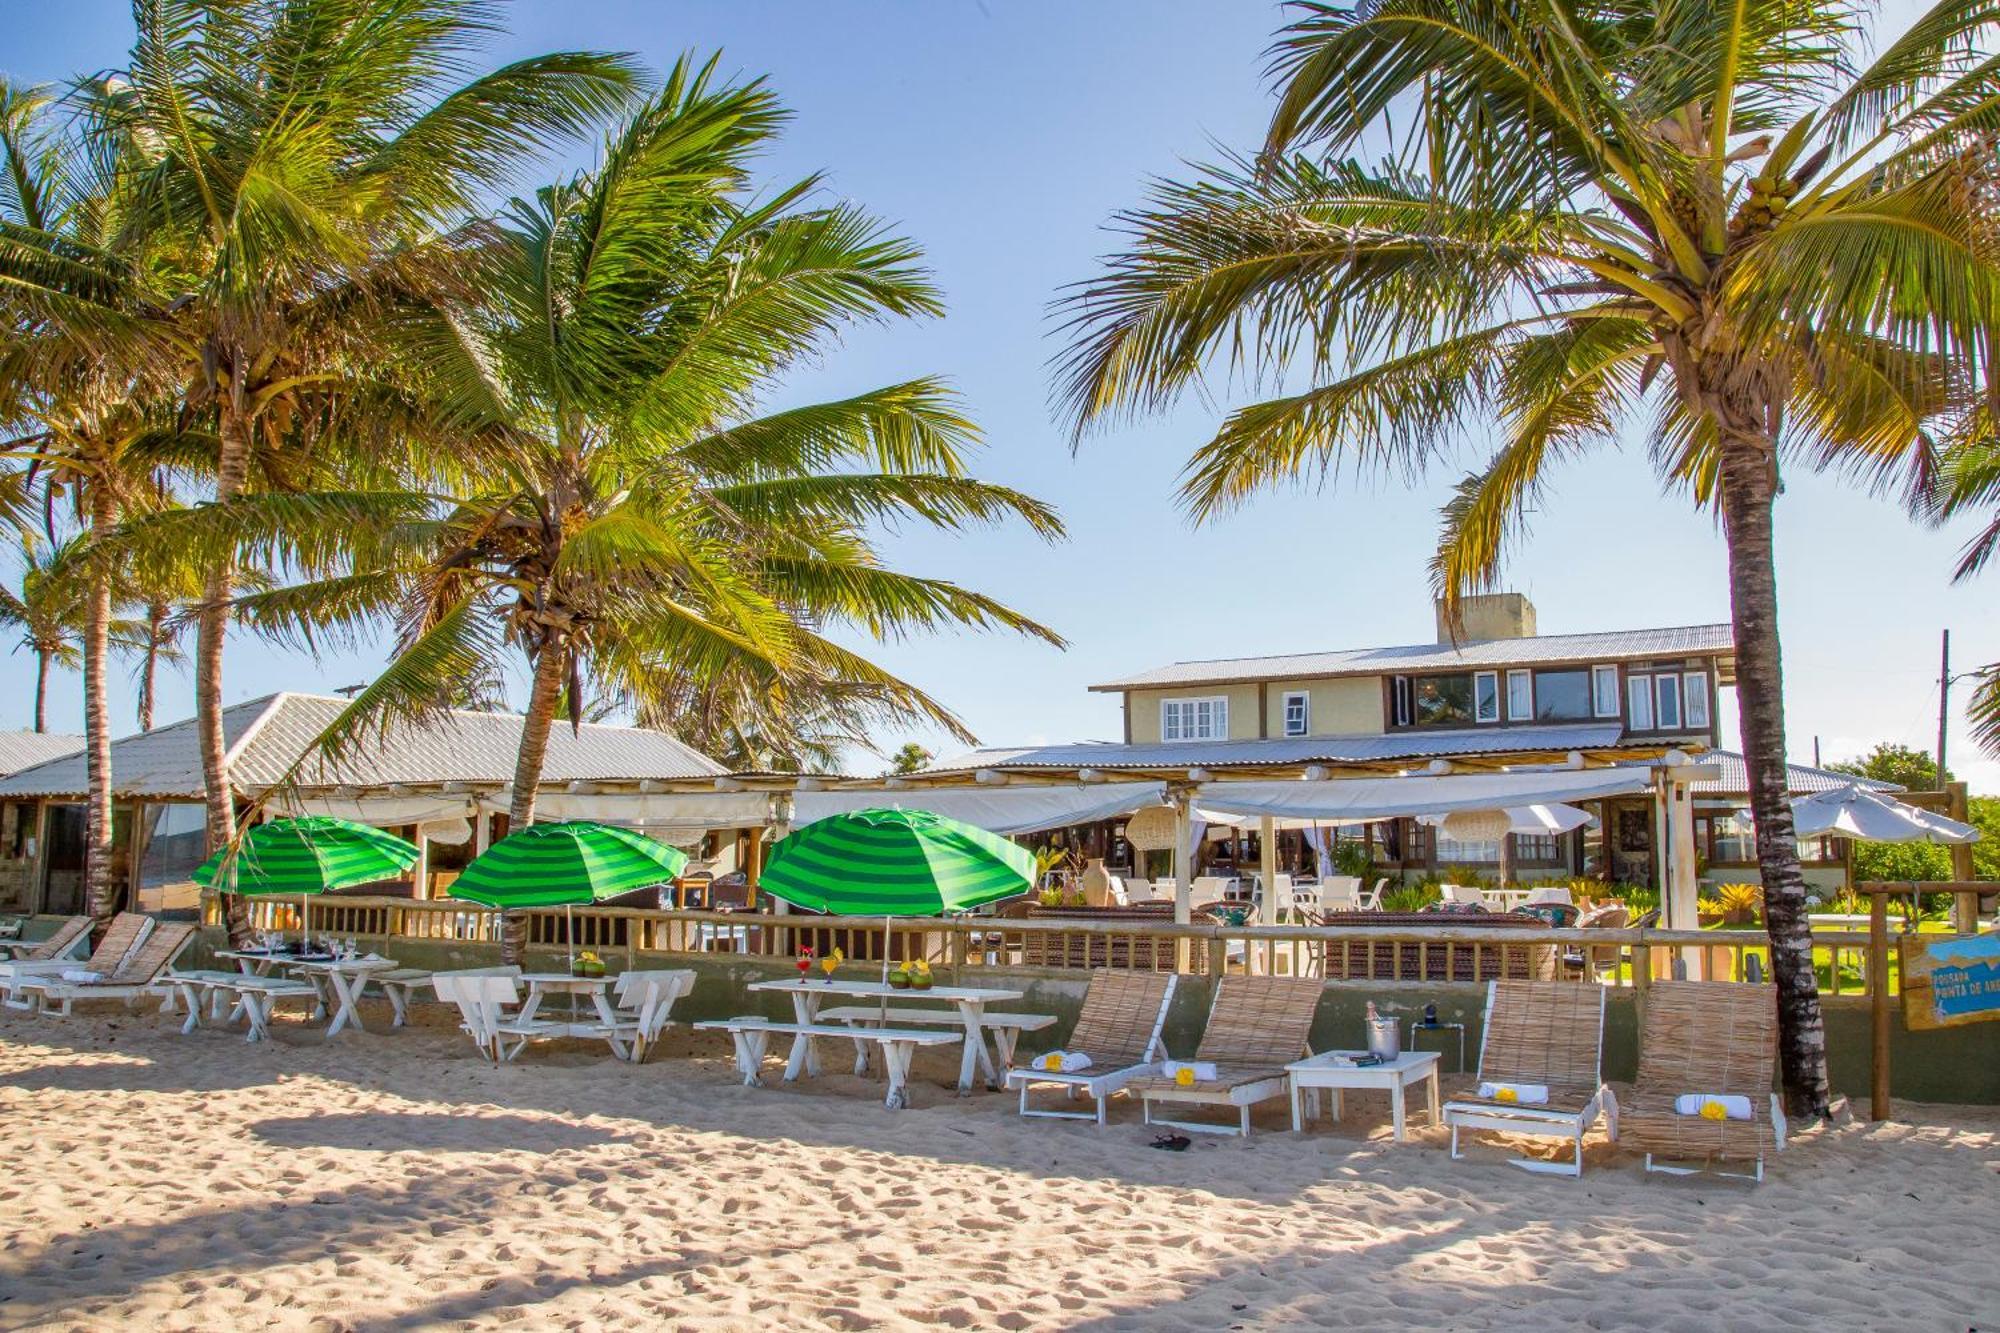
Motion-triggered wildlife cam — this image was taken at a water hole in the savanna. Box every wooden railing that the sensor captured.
[200,894,1885,988]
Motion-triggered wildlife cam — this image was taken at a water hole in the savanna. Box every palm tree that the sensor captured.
[1,1,639,860]
[1058,0,2000,1116]
[0,539,89,733]
[1928,436,2000,756]
[215,65,1063,960]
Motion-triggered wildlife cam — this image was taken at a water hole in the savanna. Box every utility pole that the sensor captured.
[1937,629,1951,787]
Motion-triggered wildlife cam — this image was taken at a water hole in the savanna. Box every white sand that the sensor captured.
[2,1000,1996,1331]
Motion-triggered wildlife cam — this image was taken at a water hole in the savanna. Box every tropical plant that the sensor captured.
[1927,442,2000,756]
[887,742,935,776]
[1828,741,1948,790]
[0,0,639,864]
[1057,0,2000,1116]
[209,66,1061,961]
[0,537,90,733]
[1713,880,1765,925]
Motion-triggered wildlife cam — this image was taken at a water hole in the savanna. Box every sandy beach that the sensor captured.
[2,1001,1995,1332]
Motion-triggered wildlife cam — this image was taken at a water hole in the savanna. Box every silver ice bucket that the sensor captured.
[1365,1016,1400,1060]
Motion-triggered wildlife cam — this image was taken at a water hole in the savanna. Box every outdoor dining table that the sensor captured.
[747,977,1026,1094]
[285,956,401,1037]
[516,973,629,1055]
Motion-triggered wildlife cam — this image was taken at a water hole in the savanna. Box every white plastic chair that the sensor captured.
[1526,886,1576,908]
[1316,875,1362,914]
[1441,884,1488,907]
[1357,877,1390,911]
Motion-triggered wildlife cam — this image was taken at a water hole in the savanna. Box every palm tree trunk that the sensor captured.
[1717,437,1830,1119]
[202,405,254,945]
[81,487,122,937]
[139,601,164,731]
[33,651,49,733]
[499,641,567,965]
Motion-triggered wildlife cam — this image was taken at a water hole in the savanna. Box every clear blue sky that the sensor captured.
[8,0,1994,789]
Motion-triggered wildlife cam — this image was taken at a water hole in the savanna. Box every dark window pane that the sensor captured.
[1535,669,1592,720]
[1413,674,1473,725]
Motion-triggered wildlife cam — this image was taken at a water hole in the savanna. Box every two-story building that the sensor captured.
[925,594,1864,892]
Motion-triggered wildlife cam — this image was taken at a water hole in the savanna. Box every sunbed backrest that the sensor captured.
[27,916,90,960]
[1635,980,1777,1096]
[1477,980,1606,1088]
[1067,970,1176,1065]
[83,913,153,971]
[109,922,195,983]
[1197,977,1323,1067]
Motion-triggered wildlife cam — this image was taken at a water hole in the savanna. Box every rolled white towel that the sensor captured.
[1674,1093,1752,1121]
[1477,1081,1549,1106]
[1033,1050,1093,1074]
[59,969,103,984]
[1160,1060,1218,1084]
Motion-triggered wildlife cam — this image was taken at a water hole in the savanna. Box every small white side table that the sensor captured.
[1286,1049,1442,1142]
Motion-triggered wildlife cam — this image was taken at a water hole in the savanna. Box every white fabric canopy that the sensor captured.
[789,782,1168,836]
[477,791,775,829]
[1791,784,1981,844]
[275,794,475,826]
[1414,802,1596,835]
[1192,769,1655,822]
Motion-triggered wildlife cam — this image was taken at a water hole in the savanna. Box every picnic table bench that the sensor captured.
[170,970,323,1042]
[695,1016,962,1110]
[816,1004,1055,1076]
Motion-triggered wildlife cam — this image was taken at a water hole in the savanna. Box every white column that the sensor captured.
[1255,815,1280,976]
[474,809,491,854]
[1664,769,1705,978]
[1172,796,1193,928]
[412,835,430,901]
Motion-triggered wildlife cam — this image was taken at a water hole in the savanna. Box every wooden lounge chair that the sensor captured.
[1617,981,1785,1182]
[1007,970,1178,1125]
[0,915,90,962]
[26,922,197,1016]
[0,912,153,1009]
[1131,976,1323,1136]
[1443,980,1611,1177]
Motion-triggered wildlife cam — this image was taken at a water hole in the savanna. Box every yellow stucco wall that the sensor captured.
[1263,678,1383,737]
[1122,677,1384,742]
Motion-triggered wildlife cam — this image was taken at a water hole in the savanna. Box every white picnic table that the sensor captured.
[284,956,401,1037]
[747,977,1027,1094]
[515,973,631,1056]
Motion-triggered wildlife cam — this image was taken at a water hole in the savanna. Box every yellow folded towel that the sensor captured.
[1477,1081,1549,1106]
[1034,1050,1092,1073]
[1674,1094,1752,1121]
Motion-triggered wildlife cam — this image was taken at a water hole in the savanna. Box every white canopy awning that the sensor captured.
[789,782,1167,836]
[477,791,776,829]
[1192,769,1655,822]
[274,794,476,826]
[1416,803,1596,836]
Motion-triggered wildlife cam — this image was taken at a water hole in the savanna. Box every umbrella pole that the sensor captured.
[881,914,891,1020]
[567,902,575,972]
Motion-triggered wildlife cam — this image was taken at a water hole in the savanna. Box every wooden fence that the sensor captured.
[204,893,1893,990]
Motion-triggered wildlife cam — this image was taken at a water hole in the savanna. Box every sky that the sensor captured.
[7,0,1996,790]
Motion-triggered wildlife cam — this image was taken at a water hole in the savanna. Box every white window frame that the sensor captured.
[1281,690,1310,737]
[1161,695,1229,742]
[1390,675,1414,727]
[1683,672,1710,729]
[1654,672,1682,729]
[1473,670,1500,724]
[1506,669,1533,721]
[1591,664,1621,718]
[1628,673,1654,730]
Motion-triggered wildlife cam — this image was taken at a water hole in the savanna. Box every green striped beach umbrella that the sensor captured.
[450,821,689,965]
[760,807,1034,916]
[193,816,419,939]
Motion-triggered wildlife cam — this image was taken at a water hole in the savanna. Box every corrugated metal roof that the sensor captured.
[0,693,724,799]
[0,732,83,778]
[1694,751,1901,796]
[927,723,1633,774]
[1090,623,1736,691]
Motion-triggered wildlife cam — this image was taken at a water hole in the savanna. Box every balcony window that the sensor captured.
[1591,664,1621,717]
[1629,674,1655,729]
[1684,672,1710,729]
[1507,669,1533,720]
[1161,696,1228,741]
[1412,674,1474,726]
[1534,669,1593,720]
[1655,672,1682,729]
[1474,671,1500,723]
[1282,690,1309,737]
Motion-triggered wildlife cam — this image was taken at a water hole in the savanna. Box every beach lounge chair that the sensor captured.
[1007,971,1178,1125]
[1130,976,1323,1136]
[24,922,196,1016]
[1443,980,1611,1177]
[0,915,90,962]
[0,912,153,1009]
[1617,981,1785,1182]
[1357,877,1390,911]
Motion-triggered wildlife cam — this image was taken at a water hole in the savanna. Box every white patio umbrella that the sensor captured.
[1790,784,1981,844]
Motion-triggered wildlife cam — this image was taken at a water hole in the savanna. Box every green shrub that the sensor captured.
[1379,882,1441,913]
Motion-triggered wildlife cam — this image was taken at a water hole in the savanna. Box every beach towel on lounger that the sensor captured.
[1674,1094,1753,1121]
[1477,1081,1550,1106]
